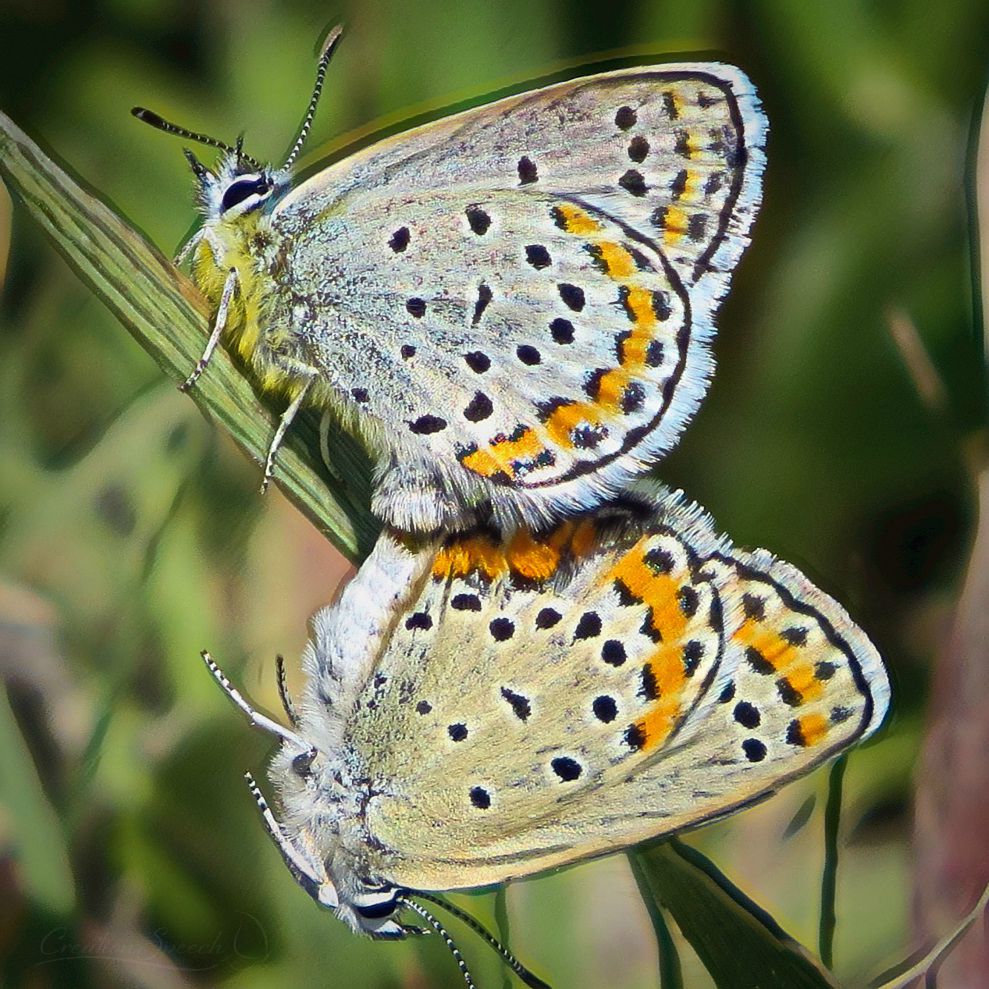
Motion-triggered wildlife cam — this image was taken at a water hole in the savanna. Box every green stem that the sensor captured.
[0,111,379,563]
[819,754,848,969]
[493,887,512,989]
[629,851,684,989]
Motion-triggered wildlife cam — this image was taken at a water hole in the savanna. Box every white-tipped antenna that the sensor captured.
[201,650,312,752]
[243,772,339,908]
[282,24,344,170]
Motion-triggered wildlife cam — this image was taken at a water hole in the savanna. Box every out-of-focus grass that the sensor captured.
[1,2,986,988]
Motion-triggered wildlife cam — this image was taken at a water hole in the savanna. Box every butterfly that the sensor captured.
[203,482,889,987]
[134,27,767,533]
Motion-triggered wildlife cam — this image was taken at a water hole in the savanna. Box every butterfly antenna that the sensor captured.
[130,107,263,170]
[275,654,301,727]
[282,23,344,170]
[396,896,476,989]
[408,891,552,989]
[201,650,312,752]
[243,772,333,900]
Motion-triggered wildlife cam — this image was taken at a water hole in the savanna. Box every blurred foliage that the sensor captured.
[1,2,987,988]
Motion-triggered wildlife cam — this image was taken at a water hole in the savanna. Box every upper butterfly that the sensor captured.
[134,28,767,532]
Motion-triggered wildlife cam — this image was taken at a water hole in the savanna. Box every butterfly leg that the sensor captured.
[261,372,315,493]
[172,226,204,267]
[180,266,238,392]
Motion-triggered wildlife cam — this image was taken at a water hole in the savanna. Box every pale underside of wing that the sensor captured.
[343,488,888,892]
[269,67,766,526]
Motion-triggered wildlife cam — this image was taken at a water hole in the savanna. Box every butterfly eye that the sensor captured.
[292,747,317,777]
[220,175,271,213]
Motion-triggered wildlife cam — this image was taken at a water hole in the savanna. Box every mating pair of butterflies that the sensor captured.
[139,27,890,988]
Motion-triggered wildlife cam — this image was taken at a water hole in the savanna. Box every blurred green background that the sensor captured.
[1,2,987,987]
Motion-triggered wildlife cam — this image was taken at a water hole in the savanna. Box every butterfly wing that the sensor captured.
[269,66,766,528]
[336,486,887,892]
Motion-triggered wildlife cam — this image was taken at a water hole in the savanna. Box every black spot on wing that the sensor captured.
[618,169,647,197]
[525,244,551,269]
[465,351,490,373]
[409,415,447,435]
[624,723,646,750]
[783,626,809,647]
[614,105,637,130]
[500,686,531,721]
[574,611,602,640]
[558,283,585,312]
[535,607,561,629]
[551,756,582,781]
[734,701,761,728]
[517,156,538,184]
[472,283,493,325]
[466,205,491,234]
[490,617,515,641]
[550,317,575,344]
[644,546,674,573]
[743,738,767,762]
[388,226,410,252]
[688,214,708,242]
[627,136,649,162]
[621,381,645,414]
[464,392,493,422]
[746,647,774,675]
[638,663,658,700]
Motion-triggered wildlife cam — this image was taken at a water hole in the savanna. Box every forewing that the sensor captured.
[345,489,887,892]
[281,63,766,301]
[273,67,766,521]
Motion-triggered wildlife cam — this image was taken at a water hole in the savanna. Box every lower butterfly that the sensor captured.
[203,483,889,988]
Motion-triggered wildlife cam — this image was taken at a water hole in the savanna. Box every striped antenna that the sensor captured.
[411,891,552,989]
[275,654,301,727]
[201,650,312,752]
[397,896,476,989]
[243,772,338,908]
[282,24,344,170]
[130,107,263,170]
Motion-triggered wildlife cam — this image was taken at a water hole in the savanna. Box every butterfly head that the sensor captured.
[200,650,411,939]
[190,149,282,222]
[131,24,342,224]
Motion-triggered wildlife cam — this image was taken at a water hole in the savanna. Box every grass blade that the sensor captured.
[0,111,378,563]
[632,839,839,989]
[820,754,848,968]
